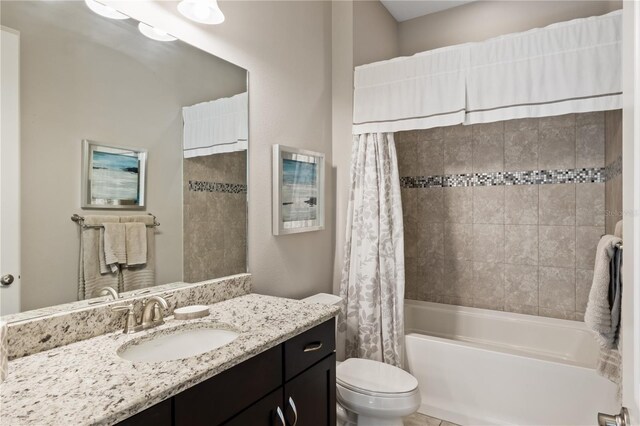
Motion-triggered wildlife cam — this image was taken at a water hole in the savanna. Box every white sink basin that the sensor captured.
[118,324,239,362]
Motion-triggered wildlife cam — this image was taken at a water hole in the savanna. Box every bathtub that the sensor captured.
[404,300,618,426]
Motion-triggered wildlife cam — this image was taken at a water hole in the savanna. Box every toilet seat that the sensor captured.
[336,358,418,397]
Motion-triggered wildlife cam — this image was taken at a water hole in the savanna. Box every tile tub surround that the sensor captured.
[398,112,622,321]
[0,294,340,425]
[183,151,248,283]
[605,110,623,235]
[4,274,251,360]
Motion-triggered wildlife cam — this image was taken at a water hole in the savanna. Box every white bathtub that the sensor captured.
[404,300,618,426]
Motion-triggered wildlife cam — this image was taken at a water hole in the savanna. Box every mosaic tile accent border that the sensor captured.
[604,155,623,181]
[189,180,247,194]
[400,167,606,188]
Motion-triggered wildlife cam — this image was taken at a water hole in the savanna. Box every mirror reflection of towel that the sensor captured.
[120,216,155,292]
[103,223,126,273]
[79,215,120,300]
[125,222,147,266]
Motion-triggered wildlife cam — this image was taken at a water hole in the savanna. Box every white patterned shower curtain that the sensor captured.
[338,132,405,367]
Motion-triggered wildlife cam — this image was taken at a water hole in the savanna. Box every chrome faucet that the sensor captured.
[111,295,171,334]
[97,286,119,300]
[141,295,169,328]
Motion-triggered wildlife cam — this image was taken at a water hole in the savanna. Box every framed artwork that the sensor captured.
[81,140,147,209]
[272,145,324,235]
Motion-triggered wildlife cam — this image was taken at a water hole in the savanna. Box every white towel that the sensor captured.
[124,222,147,266]
[615,220,623,238]
[103,223,126,273]
[585,234,623,390]
[585,235,622,346]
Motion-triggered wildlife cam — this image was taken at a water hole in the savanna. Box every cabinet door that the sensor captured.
[174,345,282,426]
[224,388,285,426]
[284,354,336,426]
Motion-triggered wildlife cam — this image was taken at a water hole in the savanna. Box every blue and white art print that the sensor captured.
[273,145,324,235]
[82,140,147,209]
[282,159,318,222]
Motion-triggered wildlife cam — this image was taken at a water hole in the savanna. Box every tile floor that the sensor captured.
[404,412,460,426]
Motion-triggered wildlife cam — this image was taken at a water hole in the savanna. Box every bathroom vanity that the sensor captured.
[0,293,339,425]
[120,319,336,426]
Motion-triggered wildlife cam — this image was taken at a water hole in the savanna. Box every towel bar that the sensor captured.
[71,213,160,228]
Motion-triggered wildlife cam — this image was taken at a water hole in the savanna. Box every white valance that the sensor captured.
[353,10,622,135]
[182,92,248,158]
[353,44,469,134]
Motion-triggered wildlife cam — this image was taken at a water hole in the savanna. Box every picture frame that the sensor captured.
[272,145,325,235]
[81,140,147,209]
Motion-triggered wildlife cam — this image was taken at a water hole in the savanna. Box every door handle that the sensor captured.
[287,397,298,426]
[598,407,630,426]
[1,274,14,286]
[275,406,286,426]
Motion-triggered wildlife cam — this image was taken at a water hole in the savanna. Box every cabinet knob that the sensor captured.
[287,397,298,426]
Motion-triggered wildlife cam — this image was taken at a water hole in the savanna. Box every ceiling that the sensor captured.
[380,0,476,22]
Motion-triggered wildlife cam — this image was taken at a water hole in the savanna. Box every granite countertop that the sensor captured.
[0,294,340,426]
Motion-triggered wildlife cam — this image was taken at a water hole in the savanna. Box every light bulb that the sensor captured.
[177,0,225,25]
[193,2,211,20]
[138,22,177,42]
[85,0,128,20]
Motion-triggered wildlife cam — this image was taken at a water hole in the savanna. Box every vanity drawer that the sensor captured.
[174,345,282,426]
[283,318,335,381]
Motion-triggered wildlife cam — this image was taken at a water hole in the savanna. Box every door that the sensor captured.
[0,26,21,316]
[284,354,336,426]
[621,0,640,424]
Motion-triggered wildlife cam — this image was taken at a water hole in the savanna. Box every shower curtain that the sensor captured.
[338,132,405,367]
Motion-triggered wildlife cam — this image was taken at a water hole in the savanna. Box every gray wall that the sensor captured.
[353,0,398,67]
[1,1,246,311]
[397,112,622,320]
[398,1,622,56]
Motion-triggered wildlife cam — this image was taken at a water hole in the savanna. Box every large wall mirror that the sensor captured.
[0,1,248,316]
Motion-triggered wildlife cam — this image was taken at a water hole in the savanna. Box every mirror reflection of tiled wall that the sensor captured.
[183,152,247,282]
[397,111,622,321]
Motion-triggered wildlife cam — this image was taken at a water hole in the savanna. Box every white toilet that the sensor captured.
[302,293,421,426]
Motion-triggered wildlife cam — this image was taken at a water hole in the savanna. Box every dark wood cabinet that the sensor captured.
[224,389,284,426]
[283,319,335,381]
[116,318,336,426]
[174,345,282,426]
[117,398,172,426]
[284,353,336,426]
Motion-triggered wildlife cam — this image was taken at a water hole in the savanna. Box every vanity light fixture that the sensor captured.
[84,0,128,20]
[177,0,225,25]
[138,22,177,42]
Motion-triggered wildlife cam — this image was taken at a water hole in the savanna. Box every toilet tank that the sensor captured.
[302,293,342,343]
[302,293,342,306]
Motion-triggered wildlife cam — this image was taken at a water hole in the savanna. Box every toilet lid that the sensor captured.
[336,358,418,395]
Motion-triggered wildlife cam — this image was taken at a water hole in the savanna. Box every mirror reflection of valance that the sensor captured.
[182,92,248,158]
[353,10,622,135]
